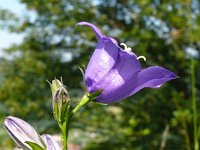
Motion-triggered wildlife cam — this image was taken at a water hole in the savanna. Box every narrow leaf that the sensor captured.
[25,141,45,150]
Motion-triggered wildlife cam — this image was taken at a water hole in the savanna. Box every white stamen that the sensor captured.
[120,43,147,61]
[120,43,132,52]
[137,56,146,61]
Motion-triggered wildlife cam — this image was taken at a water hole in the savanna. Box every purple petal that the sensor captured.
[85,37,121,92]
[92,50,141,103]
[131,66,178,91]
[41,134,62,150]
[77,22,125,92]
[4,116,44,150]
[96,66,177,103]
[76,21,103,39]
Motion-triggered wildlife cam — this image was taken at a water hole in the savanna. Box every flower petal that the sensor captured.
[131,66,178,90]
[76,21,103,39]
[96,66,177,103]
[41,134,62,150]
[92,50,141,103]
[77,22,124,93]
[4,116,44,150]
[85,37,121,92]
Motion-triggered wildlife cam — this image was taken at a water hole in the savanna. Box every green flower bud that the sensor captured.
[50,79,63,96]
[50,79,71,123]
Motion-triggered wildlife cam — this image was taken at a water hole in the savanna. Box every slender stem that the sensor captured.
[72,94,90,114]
[191,59,198,150]
[60,122,67,150]
[182,119,191,150]
[59,118,71,150]
[59,94,90,150]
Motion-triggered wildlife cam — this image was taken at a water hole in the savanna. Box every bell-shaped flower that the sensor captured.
[4,116,45,150]
[77,21,178,103]
[41,134,62,150]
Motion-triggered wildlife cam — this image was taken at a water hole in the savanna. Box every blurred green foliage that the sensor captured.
[0,0,200,149]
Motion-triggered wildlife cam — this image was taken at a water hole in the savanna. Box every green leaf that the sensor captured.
[60,102,70,123]
[53,100,59,121]
[25,141,45,150]
[88,89,103,100]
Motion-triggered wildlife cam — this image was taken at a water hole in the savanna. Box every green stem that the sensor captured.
[191,59,198,150]
[182,119,191,150]
[61,122,67,150]
[72,94,90,114]
[59,117,71,150]
[59,94,91,150]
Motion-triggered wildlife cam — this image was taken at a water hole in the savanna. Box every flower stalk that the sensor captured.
[191,59,199,150]
[58,94,90,150]
[59,119,71,150]
[72,94,90,114]
[58,90,102,150]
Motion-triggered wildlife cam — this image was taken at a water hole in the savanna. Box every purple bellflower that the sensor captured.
[77,22,177,103]
[4,116,61,150]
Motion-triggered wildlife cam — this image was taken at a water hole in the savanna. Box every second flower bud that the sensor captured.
[50,79,71,123]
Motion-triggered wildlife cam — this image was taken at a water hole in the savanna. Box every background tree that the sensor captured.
[0,0,199,149]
